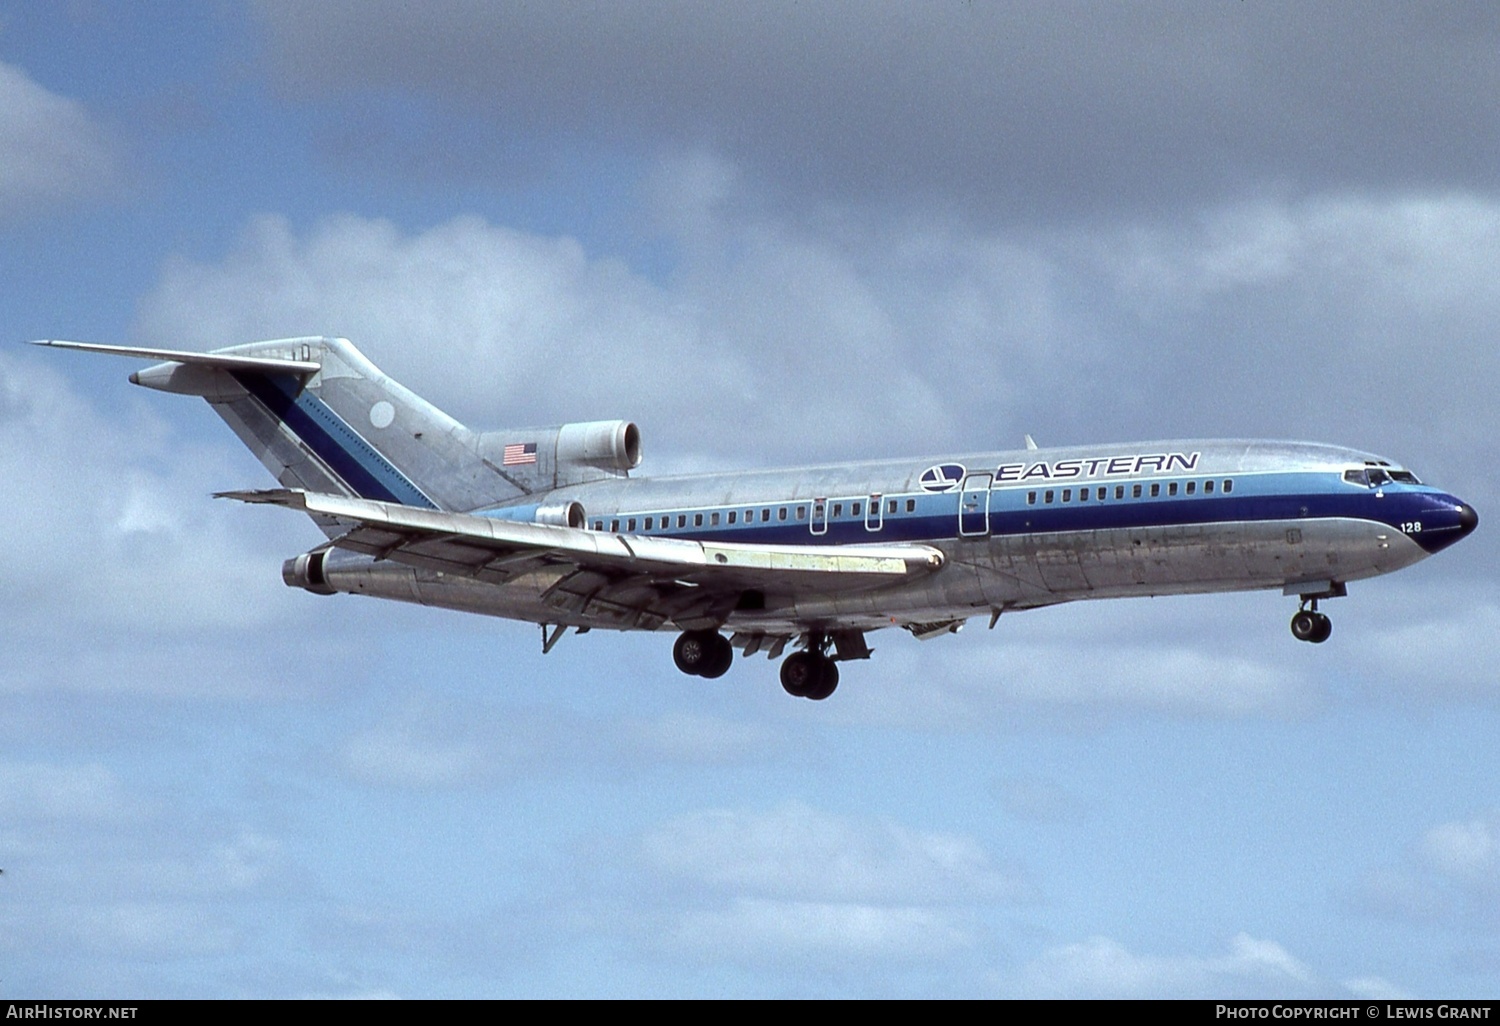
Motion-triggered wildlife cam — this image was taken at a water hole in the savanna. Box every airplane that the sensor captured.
[37,336,1478,700]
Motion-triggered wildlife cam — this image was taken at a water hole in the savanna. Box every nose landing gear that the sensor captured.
[1290,600,1333,644]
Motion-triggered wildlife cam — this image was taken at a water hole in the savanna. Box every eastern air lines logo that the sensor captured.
[919,464,966,492]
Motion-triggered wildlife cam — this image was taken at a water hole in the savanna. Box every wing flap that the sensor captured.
[219,488,945,591]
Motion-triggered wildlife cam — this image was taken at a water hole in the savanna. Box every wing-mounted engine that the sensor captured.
[475,419,642,492]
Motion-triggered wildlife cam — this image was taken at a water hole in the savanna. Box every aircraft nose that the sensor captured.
[1409,495,1479,554]
[1458,501,1479,539]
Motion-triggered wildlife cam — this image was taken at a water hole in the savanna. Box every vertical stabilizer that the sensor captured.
[129,337,525,517]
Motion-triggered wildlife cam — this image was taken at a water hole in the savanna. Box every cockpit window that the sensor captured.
[1346,467,1415,487]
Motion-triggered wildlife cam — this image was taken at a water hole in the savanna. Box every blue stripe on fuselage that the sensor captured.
[596,476,1464,550]
[231,371,435,508]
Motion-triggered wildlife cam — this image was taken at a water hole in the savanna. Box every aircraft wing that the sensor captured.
[220,489,945,626]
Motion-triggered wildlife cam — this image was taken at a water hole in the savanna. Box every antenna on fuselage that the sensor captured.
[1024,434,1038,450]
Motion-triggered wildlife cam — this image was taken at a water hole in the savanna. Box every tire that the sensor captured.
[804,659,839,701]
[673,630,717,675]
[780,651,820,697]
[1309,613,1332,644]
[1290,611,1319,642]
[699,633,734,679]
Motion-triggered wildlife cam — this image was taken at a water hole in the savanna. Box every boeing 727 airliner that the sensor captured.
[38,336,1477,700]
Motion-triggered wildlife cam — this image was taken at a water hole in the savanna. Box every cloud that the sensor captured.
[0,760,139,824]
[133,209,966,464]
[0,61,121,216]
[133,180,1500,488]
[336,697,558,790]
[665,898,973,965]
[253,2,1500,219]
[846,592,1319,727]
[0,351,293,632]
[643,802,1016,904]
[1354,807,1500,936]
[1012,933,1335,999]
[1424,815,1500,888]
[0,348,355,698]
[632,803,1022,967]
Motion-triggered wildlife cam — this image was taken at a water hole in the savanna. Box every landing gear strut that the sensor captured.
[780,633,839,701]
[673,629,734,678]
[1290,599,1333,644]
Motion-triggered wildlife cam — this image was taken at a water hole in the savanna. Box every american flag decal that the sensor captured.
[502,442,538,466]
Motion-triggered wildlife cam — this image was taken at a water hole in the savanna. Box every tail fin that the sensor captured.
[46,336,524,515]
[38,336,644,527]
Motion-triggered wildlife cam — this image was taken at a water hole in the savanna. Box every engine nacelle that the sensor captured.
[535,500,587,528]
[556,420,641,474]
[283,548,336,595]
[485,500,587,528]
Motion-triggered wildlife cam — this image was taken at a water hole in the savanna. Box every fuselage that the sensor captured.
[343,438,1474,635]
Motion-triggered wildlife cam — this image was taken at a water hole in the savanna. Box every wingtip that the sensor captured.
[214,488,308,508]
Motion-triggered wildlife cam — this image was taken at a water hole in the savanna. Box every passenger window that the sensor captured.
[627,518,637,531]
[593,520,603,530]
[645,517,654,530]
[761,509,770,522]
[1150,483,1160,497]
[1204,480,1214,494]
[1097,487,1106,501]
[1045,490,1054,504]
[796,506,806,520]
[1186,482,1195,495]
[1079,488,1089,502]
[678,514,688,527]
[611,519,619,532]
[694,513,703,526]
[1062,489,1072,502]
[1115,485,1125,499]
[1132,484,1142,498]
[711,512,720,525]
[833,503,843,517]
[906,499,915,512]
[1027,491,1036,505]
[1223,479,1233,493]
[778,507,787,521]
[1168,482,1178,496]
[888,499,897,514]
[851,502,862,516]
[728,511,736,524]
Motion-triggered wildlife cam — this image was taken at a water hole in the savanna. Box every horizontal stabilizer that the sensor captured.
[31,340,321,375]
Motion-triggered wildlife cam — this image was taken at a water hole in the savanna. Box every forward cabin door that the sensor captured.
[959,474,993,536]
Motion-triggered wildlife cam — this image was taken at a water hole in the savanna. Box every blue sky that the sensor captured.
[2,1,1498,998]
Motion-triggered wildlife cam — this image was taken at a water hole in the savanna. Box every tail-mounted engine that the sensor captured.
[557,420,641,474]
[476,419,642,489]
[283,547,336,595]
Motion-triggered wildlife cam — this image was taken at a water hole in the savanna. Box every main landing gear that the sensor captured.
[780,633,839,701]
[670,629,841,700]
[673,629,734,678]
[1290,599,1333,644]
